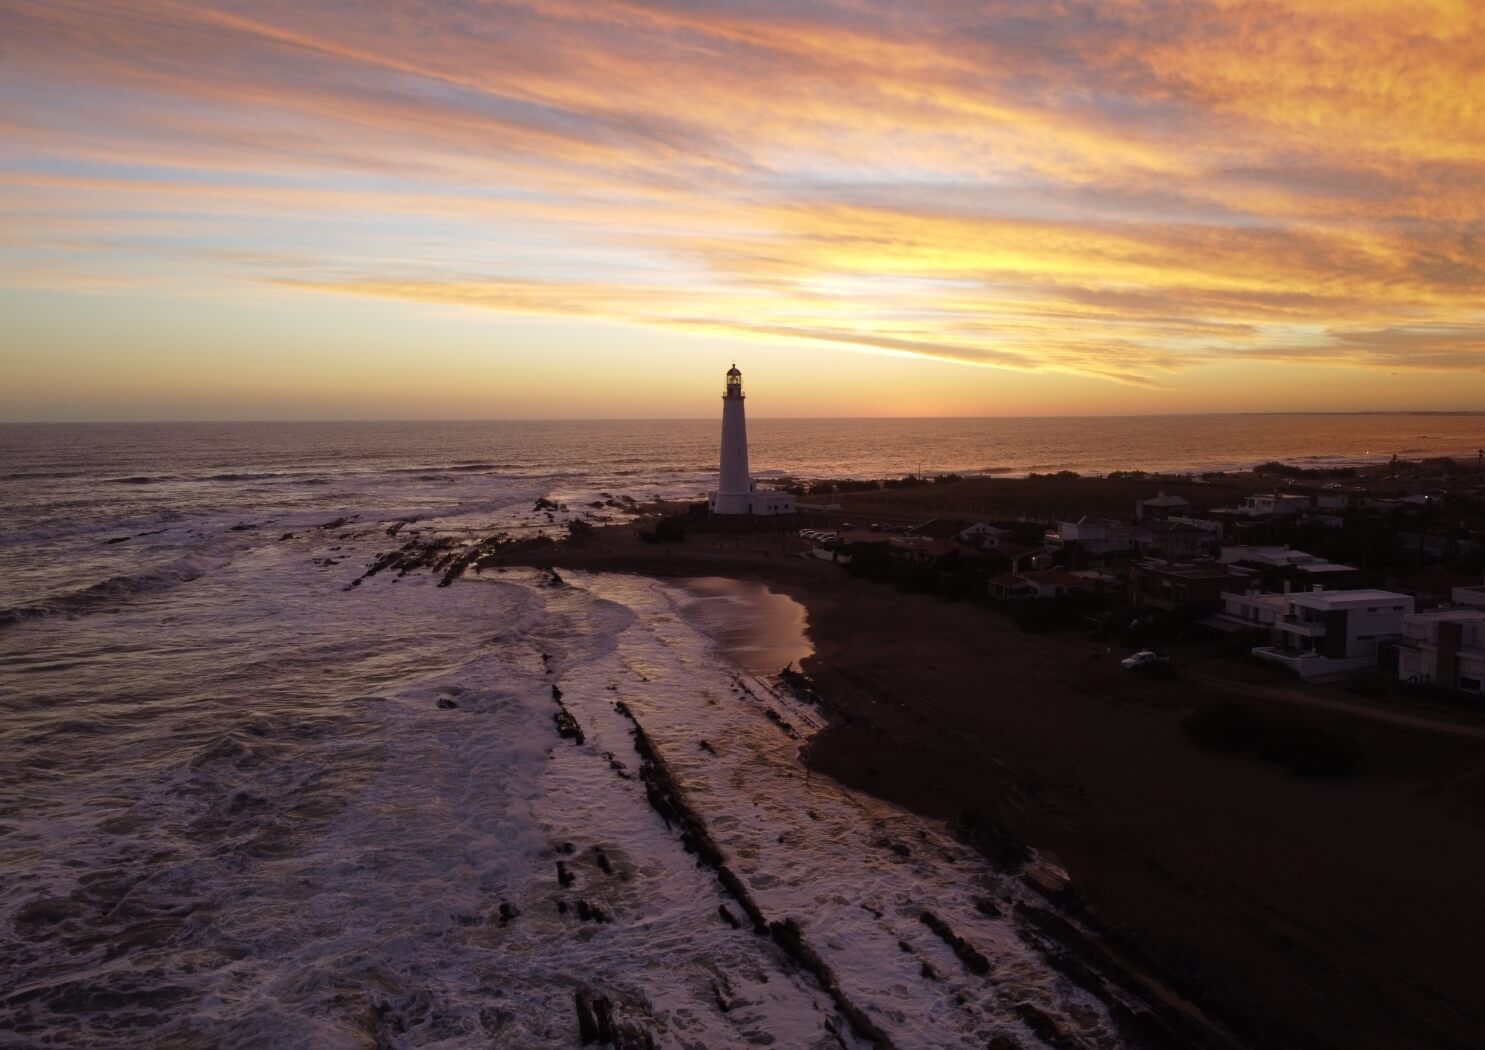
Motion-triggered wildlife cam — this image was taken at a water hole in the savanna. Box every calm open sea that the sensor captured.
[0,413,1480,1048]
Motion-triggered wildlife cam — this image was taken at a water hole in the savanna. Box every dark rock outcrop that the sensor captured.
[554,708,585,745]
[919,910,990,975]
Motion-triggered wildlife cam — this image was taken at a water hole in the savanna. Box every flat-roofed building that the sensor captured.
[1453,584,1485,609]
[1219,546,1362,589]
[1239,493,1312,516]
[1252,588,1414,680]
[1134,520,1214,561]
[1135,490,1191,520]
[1046,518,1134,556]
[1130,561,1249,611]
[1398,608,1485,696]
[958,522,1015,548]
[990,569,1117,601]
[1215,590,1288,630]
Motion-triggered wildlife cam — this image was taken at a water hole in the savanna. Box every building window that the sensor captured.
[1459,676,1482,693]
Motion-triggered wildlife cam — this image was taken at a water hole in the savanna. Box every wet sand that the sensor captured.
[507,528,1485,1050]
[671,576,813,676]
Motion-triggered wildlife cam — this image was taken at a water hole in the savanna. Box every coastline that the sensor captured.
[501,525,1485,1050]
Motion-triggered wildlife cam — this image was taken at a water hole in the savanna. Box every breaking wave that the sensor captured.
[0,555,211,630]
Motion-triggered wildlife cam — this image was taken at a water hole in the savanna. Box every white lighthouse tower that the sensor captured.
[707,364,795,516]
[711,364,752,514]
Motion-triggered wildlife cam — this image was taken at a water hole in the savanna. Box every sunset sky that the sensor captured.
[3,0,1483,420]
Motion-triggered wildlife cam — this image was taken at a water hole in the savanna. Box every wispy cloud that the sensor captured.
[3,0,1483,389]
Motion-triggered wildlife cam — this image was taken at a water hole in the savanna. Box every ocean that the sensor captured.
[0,414,1480,1048]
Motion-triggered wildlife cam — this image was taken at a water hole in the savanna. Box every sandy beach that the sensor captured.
[506,524,1485,1050]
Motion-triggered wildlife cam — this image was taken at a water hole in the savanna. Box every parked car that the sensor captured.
[1120,650,1170,671]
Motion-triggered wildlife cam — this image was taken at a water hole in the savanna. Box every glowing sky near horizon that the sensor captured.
[2,0,1483,419]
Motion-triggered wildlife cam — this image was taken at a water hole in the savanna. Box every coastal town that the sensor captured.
[685,366,1485,702]
[773,458,1485,699]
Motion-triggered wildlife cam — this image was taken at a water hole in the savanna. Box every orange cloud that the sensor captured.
[3,0,1482,401]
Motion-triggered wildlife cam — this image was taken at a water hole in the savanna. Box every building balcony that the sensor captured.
[1253,646,1319,671]
[1276,617,1327,638]
[1253,646,1375,680]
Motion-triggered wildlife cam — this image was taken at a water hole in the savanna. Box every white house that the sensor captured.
[1135,491,1190,520]
[1251,588,1414,680]
[1134,520,1213,561]
[1452,584,1485,609]
[959,523,1014,547]
[707,364,797,517]
[1216,590,1288,631]
[1046,518,1134,556]
[1397,609,1485,695]
[1238,493,1312,516]
[1218,546,1358,586]
[1168,515,1223,540]
[989,569,1116,601]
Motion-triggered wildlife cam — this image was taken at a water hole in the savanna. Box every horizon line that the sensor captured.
[3,410,1485,426]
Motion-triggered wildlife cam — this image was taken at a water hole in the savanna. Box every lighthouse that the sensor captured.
[707,364,796,516]
[711,364,752,514]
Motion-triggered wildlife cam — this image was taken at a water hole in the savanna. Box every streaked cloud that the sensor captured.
[2,0,1482,403]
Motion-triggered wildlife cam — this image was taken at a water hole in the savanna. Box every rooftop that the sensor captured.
[1406,607,1485,622]
[1288,588,1412,609]
[992,569,1114,588]
[1138,561,1243,580]
[1139,520,1210,535]
[1294,562,1356,575]
[1218,545,1356,573]
[1223,591,1288,607]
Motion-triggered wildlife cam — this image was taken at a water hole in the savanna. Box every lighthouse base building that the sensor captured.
[707,364,796,517]
[709,488,796,516]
